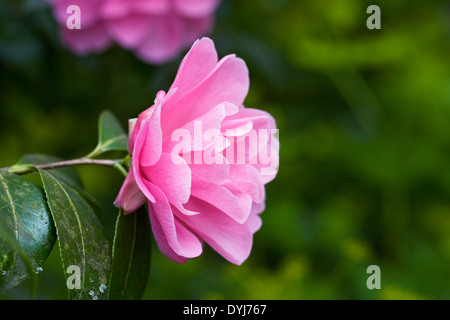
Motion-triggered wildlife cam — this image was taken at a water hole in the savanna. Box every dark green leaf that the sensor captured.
[38,169,111,300]
[87,110,128,158]
[108,206,151,300]
[0,170,56,294]
[0,221,39,297]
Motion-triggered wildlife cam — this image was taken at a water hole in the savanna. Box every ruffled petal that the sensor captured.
[141,153,191,205]
[191,180,251,224]
[180,197,254,265]
[169,37,218,103]
[146,183,203,259]
[224,164,265,203]
[163,53,249,133]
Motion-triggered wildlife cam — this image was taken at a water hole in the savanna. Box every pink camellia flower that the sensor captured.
[47,0,220,64]
[115,38,279,265]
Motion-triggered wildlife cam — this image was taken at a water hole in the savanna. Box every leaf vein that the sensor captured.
[49,174,87,292]
[0,174,19,266]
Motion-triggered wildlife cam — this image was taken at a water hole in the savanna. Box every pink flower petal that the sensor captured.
[113,169,146,214]
[189,154,229,184]
[133,0,170,14]
[129,89,176,155]
[100,0,133,18]
[146,183,203,259]
[223,108,279,184]
[224,164,265,203]
[106,14,155,49]
[135,14,183,64]
[180,197,254,265]
[60,21,112,55]
[173,0,221,18]
[191,180,251,224]
[138,104,163,167]
[53,0,101,28]
[247,202,265,233]
[169,38,218,103]
[131,119,157,203]
[141,153,191,205]
[163,102,238,153]
[163,53,249,132]
[101,0,170,19]
[148,205,187,264]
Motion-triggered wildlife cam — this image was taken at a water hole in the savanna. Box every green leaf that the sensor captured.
[0,170,56,294]
[38,169,111,300]
[17,154,82,188]
[16,154,105,220]
[0,221,39,297]
[108,206,151,300]
[87,110,128,159]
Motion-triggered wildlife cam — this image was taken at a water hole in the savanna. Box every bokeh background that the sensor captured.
[1,0,449,299]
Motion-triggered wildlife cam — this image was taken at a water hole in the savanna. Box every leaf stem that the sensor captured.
[2,158,128,176]
[113,162,129,178]
[85,147,102,160]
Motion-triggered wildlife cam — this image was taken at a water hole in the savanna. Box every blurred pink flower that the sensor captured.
[47,0,220,64]
[115,38,279,265]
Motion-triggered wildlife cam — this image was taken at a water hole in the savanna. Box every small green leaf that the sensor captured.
[108,206,151,300]
[38,169,111,300]
[0,170,56,294]
[87,110,128,159]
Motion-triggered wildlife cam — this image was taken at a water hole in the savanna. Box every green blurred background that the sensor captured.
[1,0,449,299]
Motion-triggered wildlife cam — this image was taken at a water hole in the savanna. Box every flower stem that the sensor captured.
[2,158,128,176]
